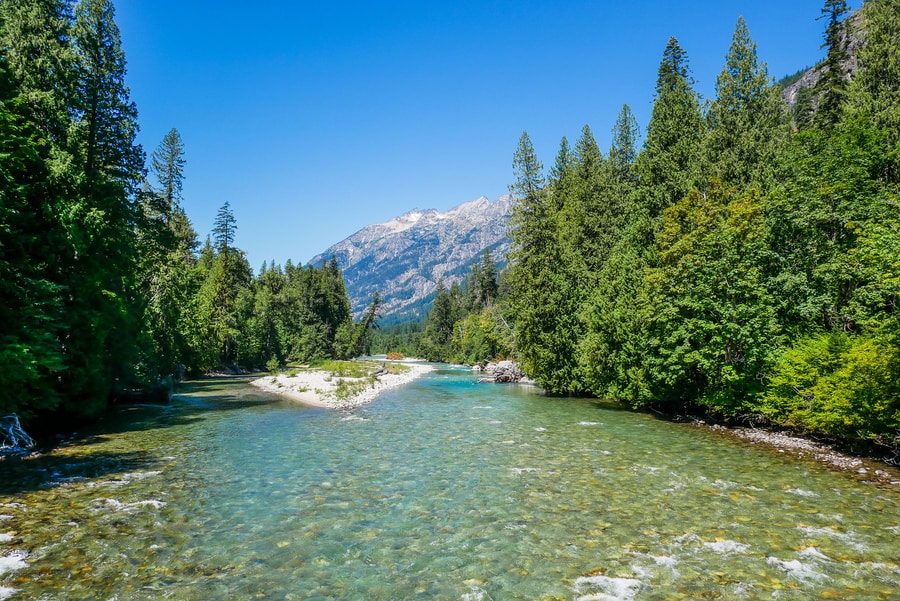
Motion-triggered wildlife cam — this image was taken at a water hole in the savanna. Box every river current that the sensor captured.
[1,366,898,600]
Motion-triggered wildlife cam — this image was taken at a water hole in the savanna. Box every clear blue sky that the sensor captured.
[115,0,860,270]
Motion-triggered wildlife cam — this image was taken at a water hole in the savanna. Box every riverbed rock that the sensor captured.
[478,360,526,383]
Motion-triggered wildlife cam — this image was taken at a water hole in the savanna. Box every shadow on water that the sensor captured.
[0,450,157,495]
[1,376,282,495]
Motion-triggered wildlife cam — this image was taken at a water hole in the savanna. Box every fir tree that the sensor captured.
[705,16,788,188]
[815,0,852,127]
[634,37,704,217]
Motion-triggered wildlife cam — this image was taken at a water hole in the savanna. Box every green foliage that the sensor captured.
[641,183,781,411]
[761,333,900,443]
[494,2,900,450]
[845,0,900,182]
[814,0,852,127]
[634,37,704,217]
[704,16,788,188]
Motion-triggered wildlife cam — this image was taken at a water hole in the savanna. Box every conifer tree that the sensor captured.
[508,131,581,392]
[213,201,238,253]
[0,0,75,144]
[815,0,852,127]
[705,16,788,188]
[55,0,145,410]
[634,37,704,217]
[846,0,900,181]
[0,61,66,417]
[608,104,640,187]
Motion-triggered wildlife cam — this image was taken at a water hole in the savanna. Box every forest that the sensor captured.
[383,0,900,452]
[2,0,899,454]
[0,0,373,424]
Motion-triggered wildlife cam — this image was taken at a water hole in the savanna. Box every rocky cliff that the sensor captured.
[308,195,513,322]
[781,11,864,109]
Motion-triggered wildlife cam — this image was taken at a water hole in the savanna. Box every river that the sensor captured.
[1,366,898,600]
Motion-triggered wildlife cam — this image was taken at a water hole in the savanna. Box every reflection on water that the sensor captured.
[1,368,898,600]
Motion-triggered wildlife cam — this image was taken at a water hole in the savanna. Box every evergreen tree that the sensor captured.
[0,0,75,144]
[634,37,704,217]
[507,131,582,391]
[846,0,900,182]
[213,201,237,253]
[0,60,66,417]
[815,0,852,127]
[56,0,145,410]
[548,135,575,205]
[139,128,198,376]
[149,128,186,222]
[705,16,788,188]
[608,104,640,189]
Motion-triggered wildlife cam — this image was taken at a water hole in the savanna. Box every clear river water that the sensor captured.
[1,366,898,600]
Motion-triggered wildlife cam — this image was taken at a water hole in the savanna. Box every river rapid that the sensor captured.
[1,366,898,600]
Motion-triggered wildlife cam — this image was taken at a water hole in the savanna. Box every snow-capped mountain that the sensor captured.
[308,195,513,322]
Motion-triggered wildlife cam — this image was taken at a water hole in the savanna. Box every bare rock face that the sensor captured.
[309,195,513,321]
[782,11,864,109]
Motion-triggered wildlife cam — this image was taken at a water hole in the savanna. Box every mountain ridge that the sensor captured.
[308,195,513,322]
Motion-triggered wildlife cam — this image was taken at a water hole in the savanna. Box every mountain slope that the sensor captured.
[309,195,513,322]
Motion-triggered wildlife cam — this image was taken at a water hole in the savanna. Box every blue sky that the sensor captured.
[115,1,860,269]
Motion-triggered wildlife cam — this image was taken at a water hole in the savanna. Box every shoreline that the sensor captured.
[688,420,900,488]
[250,361,436,410]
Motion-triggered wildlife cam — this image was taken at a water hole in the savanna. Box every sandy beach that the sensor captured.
[250,360,436,410]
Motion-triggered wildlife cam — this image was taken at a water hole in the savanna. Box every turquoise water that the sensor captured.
[1,366,898,600]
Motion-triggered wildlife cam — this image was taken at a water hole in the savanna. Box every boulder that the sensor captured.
[478,360,526,383]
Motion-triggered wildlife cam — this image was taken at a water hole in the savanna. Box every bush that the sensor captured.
[761,332,900,444]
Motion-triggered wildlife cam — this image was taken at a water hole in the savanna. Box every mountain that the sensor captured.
[780,10,863,109]
[308,195,513,323]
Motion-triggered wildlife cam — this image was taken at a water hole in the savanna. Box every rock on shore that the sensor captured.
[476,360,530,383]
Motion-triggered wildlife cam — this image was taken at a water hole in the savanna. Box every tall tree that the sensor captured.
[814,0,852,127]
[213,201,237,253]
[845,0,900,182]
[508,131,581,392]
[139,129,199,376]
[608,104,640,188]
[548,135,575,204]
[52,0,146,411]
[705,16,788,188]
[149,128,185,220]
[0,0,75,144]
[634,37,704,218]
[0,60,66,417]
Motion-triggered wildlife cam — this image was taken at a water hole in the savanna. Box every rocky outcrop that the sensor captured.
[308,195,513,321]
[476,360,527,384]
[781,11,864,109]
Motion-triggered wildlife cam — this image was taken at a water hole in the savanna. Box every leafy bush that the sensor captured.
[761,333,900,444]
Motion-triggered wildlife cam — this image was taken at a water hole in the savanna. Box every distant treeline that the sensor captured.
[372,249,514,364]
[0,1,369,424]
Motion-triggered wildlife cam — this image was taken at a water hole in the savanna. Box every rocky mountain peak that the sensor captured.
[308,195,514,322]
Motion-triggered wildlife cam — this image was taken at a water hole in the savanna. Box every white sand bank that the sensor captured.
[250,361,435,410]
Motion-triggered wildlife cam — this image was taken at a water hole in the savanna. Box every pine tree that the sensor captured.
[150,128,186,220]
[507,131,582,392]
[705,16,788,188]
[54,0,146,410]
[634,37,704,217]
[846,0,900,182]
[213,201,237,253]
[0,0,75,144]
[608,104,640,187]
[0,60,66,417]
[815,0,852,127]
